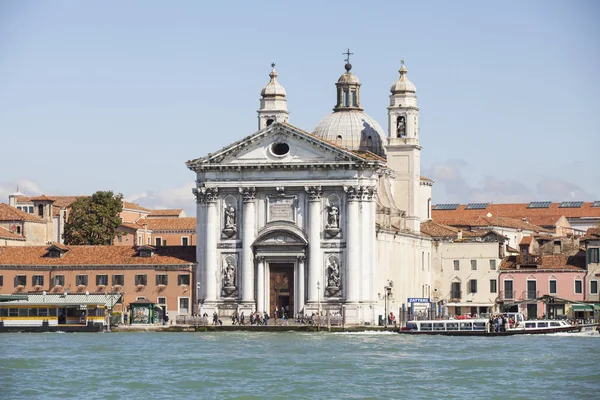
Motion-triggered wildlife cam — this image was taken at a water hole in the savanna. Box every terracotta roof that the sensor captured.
[520,236,533,245]
[119,223,144,231]
[0,245,196,266]
[16,196,86,217]
[123,201,151,212]
[500,251,586,271]
[148,209,184,217]
[432,202,600,224]
[0,226,25,241]
[0,203,43,223]
[46,242,70,251]
[420,176,434,182]
[137,218,196,231]
[27,195,56,202]
[435,214,551,233]
[580,227,600,242]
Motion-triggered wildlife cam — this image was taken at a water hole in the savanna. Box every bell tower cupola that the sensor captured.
[258,63,289,130]
[385,60,422,232]
[387,60,418,143]
[334,49,363,112]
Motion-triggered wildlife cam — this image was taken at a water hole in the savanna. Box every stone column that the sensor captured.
[196,187,219,302]
[361,186,377,303]
[240,187,256,304]
[297,255,306,314]
[256,256,265,312]
[345,186,361,302]
[305,186,322,303]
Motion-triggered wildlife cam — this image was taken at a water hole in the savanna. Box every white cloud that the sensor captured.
[0,179,44,204]
[126,184,196,215]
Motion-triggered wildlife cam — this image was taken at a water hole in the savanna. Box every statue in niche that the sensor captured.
[222,206,237,238]
[397,116,406,138]
[223,260,236,288]
[327,258,340,288]
[325,204,341,238]
[326,258,341,296]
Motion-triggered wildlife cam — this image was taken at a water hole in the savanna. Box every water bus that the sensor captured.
[0,292,121,333]
[399,313,599,336]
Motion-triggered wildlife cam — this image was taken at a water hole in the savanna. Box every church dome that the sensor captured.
[390,63,416,94]
[312,110,386,156]
[261,65,287,97]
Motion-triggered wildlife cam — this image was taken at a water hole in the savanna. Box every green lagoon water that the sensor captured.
[1,331,599,399]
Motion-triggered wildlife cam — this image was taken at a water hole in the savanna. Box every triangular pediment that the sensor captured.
[186,122,384,171]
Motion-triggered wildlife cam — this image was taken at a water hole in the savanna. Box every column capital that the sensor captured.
[297,255,306,262]
[344,185,361,202]
[255,255,265,262]
[194,187,219,203]
[239,187,256,202]
[361,186,378,202]
[304,186,322,201]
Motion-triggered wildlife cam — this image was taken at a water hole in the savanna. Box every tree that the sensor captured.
[63,191,124,245]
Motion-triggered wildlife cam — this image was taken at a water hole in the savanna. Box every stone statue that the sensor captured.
[224,206,236,229]
[397,116,406,137]
[326,205,339,229]
[223,260,236,287]
[327,258,340,288]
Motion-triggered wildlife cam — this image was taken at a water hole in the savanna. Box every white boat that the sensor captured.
[399,313,599,336]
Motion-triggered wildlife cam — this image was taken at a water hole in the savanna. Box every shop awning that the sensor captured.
[571,304,594,311]
[594,304,600,311]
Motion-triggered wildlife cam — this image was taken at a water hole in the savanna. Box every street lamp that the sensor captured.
[378,280,393,328]
[317,281,321,331]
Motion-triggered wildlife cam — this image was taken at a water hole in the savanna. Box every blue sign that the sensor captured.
[407,298,430,303]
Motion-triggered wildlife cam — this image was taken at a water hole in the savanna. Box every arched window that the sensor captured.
[397,116,406,137]
[336,135,343,145]
[351,90,357,106]
[366,135,373,148]
[38,204,44,217]
[427,198,432,219]
[266,119,274,126]
[343,89,349,107]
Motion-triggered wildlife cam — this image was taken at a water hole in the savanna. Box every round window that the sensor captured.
[271,142,290,156]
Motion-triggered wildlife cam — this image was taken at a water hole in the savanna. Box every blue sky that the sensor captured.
[1,0,598,215]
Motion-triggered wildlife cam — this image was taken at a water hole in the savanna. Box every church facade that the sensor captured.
[187,59,433,325]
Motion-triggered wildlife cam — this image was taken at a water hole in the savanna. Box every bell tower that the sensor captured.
[257,63,289,130]
[385,61,422,232]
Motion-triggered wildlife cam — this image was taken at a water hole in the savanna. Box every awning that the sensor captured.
[446,303,493,307]
[571,304,594,311]
[595,304,600,311]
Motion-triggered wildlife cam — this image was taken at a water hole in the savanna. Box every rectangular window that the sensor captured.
[178,274,190,286]
[575,279,583,294]
[28,206,34,213]
[157,297,167,306]
[591,280,598,295]
[118,236,122,243]
[32,275,44,286]
[504,280,514,300]
[112,274,124,286]
[76,275,88,286]
[471,260,477,270]
[15,275,26,287]
[182,237,189,246]
[490,279,497,293]
[469,279,477,294]
[451,282,461,299]
[156,274,168,286]
[96,275,108,286]
[0,275,3,286]
[453,260,459,271]
[138,236,142,245]
[179,297,190,314]
[527,280,537,299]
[490,260,496,270]
[163,240,167,246]
[155,238,162,247]
[53,275,64,287]
[588,248,600,264]
[549,280,557,294]
[135,274,147,286]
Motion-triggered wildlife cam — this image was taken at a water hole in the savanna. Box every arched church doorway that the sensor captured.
[269,263,294,317]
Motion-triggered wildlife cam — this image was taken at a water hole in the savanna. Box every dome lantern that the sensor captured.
[257,63,289,130]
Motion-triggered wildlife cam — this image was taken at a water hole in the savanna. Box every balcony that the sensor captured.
[522,290,539,300]
[499,290,516,301]
[449,291,462,301]
[516,254,540,266]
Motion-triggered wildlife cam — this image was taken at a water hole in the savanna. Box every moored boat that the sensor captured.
[399,313,599,336]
